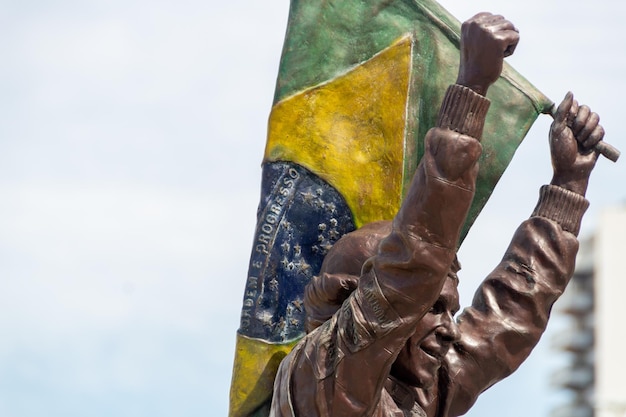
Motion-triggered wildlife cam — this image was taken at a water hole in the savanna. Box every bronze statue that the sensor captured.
[269,13,607,417]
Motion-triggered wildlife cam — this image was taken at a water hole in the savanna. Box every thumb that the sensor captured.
[554,91,574,124]
[551,92,575,140]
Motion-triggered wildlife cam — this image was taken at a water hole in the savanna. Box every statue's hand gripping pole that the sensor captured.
[547,103,620,162]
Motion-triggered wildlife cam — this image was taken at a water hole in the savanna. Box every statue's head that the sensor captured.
[390,270,460,389]
[304,221,462,389]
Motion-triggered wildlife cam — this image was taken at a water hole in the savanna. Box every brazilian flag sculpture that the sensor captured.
[229,0,553,416]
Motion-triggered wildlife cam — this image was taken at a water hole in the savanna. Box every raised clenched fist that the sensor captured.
[456,13,519,96]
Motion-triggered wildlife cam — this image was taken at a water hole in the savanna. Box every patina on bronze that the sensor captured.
[270,13,609,417]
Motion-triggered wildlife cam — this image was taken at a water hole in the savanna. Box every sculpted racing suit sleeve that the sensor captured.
[440,185,589,417]
[270,85,489,417]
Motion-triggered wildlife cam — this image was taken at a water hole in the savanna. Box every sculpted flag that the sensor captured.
[229,0,553,416]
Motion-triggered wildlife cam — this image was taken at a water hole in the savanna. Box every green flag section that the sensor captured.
[230,1,553,416]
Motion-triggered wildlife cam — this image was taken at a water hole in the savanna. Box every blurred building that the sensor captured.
[552,206,626,417]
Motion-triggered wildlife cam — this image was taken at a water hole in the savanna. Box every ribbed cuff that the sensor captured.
[437,84,491,139]
[532,185,590,236]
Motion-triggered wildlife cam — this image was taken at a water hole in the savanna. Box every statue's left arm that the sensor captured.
[441,92,605,417]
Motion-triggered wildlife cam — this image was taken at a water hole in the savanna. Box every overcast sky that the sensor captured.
[0,1,624,416]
